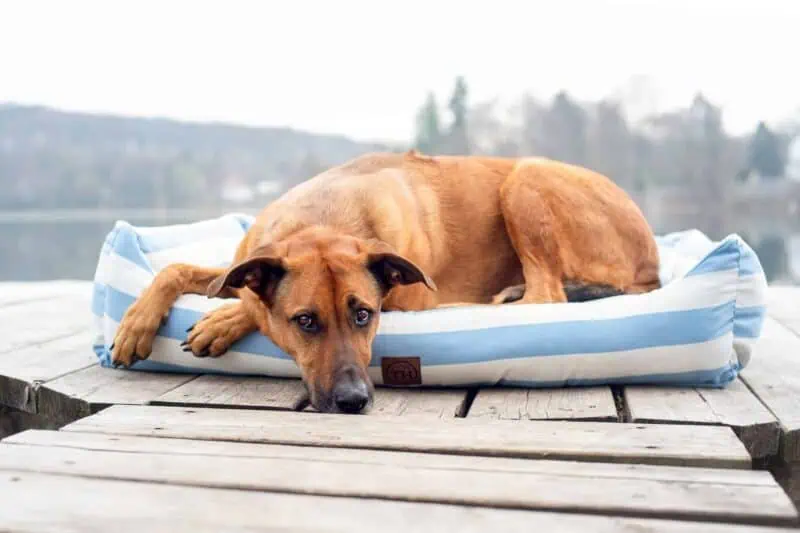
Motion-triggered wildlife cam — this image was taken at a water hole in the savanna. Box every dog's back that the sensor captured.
[244,151,659,305]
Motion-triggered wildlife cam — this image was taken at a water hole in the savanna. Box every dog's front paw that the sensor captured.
[111,300,168,367]
[182,303,255,358]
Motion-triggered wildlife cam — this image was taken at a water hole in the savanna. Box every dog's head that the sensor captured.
[206,227,436,414]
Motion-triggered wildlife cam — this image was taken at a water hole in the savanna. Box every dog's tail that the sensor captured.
[563,281,625,302]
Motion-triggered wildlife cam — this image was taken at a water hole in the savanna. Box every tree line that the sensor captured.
[413,77,793,194]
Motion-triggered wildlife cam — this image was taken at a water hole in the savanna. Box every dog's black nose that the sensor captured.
[333,382,369,413]
[332,367,371,414]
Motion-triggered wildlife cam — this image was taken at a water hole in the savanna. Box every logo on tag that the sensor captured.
[381,357,422,386]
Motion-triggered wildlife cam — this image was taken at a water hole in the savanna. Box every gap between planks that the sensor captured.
[154,374,471,419]
[739,317,800,463]
[624,379,780,460]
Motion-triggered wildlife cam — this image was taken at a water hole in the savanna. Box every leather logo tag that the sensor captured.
[381,357,422,386]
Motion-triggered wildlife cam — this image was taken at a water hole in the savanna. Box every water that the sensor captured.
[0,211,797,284]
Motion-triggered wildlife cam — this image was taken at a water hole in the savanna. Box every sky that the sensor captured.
[1,0,798,143]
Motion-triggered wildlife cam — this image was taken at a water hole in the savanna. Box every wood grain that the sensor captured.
[739,318,800,462]
[62,404,754,468]
[155,375,308,409]
[0,435,794,524]
[469,386,617,421]
[1,471,793,533]
[156,375,469,418]
[37,366,196,420]
[0,280,91,308]
[766,286,800,336]
[6,429,776,485]
[625,380,779,459]
[0,292,93,355]
[0,332,96,413]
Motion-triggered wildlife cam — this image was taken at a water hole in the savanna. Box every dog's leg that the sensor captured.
[183,301,258,358]
[497,161,658,304]
[497,182,567,304]
[111,264,227,367]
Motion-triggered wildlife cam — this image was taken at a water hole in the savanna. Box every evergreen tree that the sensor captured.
[413,92,441,154]
[748,121,785,178]
[445,76,470,154]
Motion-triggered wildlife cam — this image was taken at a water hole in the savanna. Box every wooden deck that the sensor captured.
[1,281,800,531]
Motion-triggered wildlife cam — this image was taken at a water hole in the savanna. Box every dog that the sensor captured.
[111,151,660,414]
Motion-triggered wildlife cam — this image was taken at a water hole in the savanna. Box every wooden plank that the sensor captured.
[0,332,96,413]
[362,387,468,418]
[469,386,617,421]
[155,375,308,409]
[740,317,800,463]
[37,366,197,421]
[0,280,92,308]
[766,286,800,336]
[156,375,469,418]
[6,429,777,485]
[0,434,794,525]
[0,292,93,355]
[1,472,793,533]
[63,404,754,468]
[624,380,780,459]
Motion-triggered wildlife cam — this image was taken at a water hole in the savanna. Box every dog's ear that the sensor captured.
[207,251,287,304]
[366,241,437,295]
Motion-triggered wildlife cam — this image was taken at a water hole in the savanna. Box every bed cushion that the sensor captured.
[91,213,767,388]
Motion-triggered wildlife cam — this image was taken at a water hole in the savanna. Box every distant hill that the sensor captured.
[0,104,393,209]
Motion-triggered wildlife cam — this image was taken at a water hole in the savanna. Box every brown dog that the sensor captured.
[111,151,660,413]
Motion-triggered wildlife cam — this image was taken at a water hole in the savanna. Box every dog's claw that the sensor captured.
[182,346,193,353]
[186,325,195,333]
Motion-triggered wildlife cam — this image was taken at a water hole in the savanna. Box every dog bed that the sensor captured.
[91,213,767,388]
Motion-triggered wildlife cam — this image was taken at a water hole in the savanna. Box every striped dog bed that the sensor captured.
[91,213,767,388]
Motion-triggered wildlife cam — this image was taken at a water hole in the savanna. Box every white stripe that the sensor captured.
[147,336,301,378]
[100,316,300,378]
[94,253,153,294]
[377,270,737,335]
[735,274,768,309]
[733,337,755,368]
[145,237,241,272]
[98,248,741,333]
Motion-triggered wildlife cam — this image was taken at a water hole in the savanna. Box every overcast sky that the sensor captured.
[1,0,798,142]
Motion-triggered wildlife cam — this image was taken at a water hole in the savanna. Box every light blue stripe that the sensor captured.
[109,223,153,273]
[738,246,763,277]
[686,239,739,277]
[733,305,766,339]
[101,286,292,360]
[373,302,734,366]
[91,283,106,317]
[100,283,735,366]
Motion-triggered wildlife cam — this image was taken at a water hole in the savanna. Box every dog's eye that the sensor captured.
[354,308,372,327]
[294,314,319,333]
